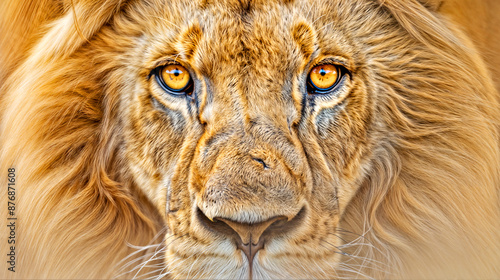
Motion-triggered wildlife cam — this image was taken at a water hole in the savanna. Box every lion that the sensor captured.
[1,0,500,278]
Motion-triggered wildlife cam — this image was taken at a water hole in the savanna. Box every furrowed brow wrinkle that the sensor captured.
[179,23,203,62]
[292,21,317,60]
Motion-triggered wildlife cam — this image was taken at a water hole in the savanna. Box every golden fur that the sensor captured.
[1,0,500,278]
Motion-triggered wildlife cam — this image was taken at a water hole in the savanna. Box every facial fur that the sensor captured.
[117,1,379,277]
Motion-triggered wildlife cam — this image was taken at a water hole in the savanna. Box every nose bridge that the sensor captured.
[200,75,303,177]
[202,115,303,180]
[246,118,304,174]
[193,57,307,222]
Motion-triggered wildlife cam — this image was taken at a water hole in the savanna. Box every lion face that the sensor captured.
[115,0,384,278]
[3,0,500,278]
[113,1,385,278]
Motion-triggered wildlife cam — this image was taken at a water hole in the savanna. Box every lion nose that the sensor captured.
[216,216,287,264]
[196,208,287,264]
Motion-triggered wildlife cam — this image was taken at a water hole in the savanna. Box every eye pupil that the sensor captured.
[155,64,192,94]
[308,64,341,93]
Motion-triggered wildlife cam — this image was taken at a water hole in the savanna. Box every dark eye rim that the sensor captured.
[149,65,194,96]
[306,64,346,94]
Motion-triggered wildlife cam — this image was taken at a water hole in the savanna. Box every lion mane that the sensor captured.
[1,0,500,279]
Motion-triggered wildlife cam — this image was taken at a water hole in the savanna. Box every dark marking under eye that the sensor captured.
[151,96,168,111]
[315,103,345,138]
[150,96,187,131]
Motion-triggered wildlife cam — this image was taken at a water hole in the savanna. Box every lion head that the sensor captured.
[1,0,500,279]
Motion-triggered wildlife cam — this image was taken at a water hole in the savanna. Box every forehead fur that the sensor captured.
[133,0,375,87]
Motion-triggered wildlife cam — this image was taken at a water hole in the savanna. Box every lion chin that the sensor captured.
[1,0,500,279]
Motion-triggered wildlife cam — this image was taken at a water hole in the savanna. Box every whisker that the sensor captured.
[115,230,188,280]
[134,234,188,279]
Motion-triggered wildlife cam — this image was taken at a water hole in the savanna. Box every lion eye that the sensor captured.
[153,64,193,95]
[307,64,341,93]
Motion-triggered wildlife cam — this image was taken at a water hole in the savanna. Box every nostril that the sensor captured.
[252,157,269,169]
[196,206,285,245]
[196,207,238,239]
[216,216,287,246]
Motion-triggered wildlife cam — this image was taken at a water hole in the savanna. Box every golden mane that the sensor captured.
[341,1,500,277]
[1,0,499,278]
[1,0,161,278]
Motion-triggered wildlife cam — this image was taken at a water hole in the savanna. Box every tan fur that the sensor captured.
[1,0,499,279]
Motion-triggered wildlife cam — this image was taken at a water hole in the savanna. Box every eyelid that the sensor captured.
[153,59,176,69]
[311,58,349,72]
[146,56,187,74]
[147,60,189,80]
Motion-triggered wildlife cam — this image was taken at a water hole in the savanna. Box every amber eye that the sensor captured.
[307,64,341,93]
[153,64,193,95]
